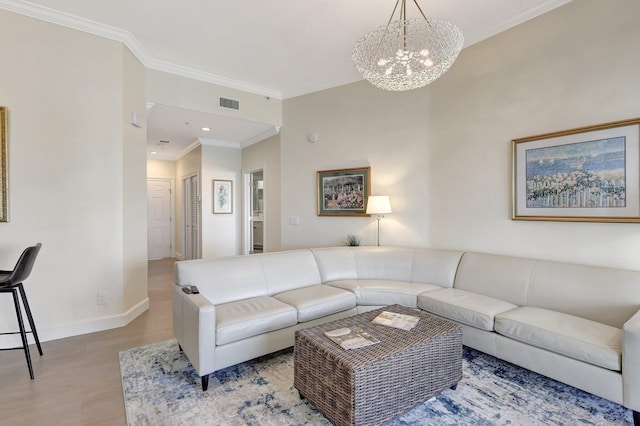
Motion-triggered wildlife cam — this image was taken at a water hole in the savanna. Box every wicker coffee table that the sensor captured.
[294,304,462,426]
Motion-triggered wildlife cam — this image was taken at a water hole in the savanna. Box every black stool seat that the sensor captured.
[0,243,43,379]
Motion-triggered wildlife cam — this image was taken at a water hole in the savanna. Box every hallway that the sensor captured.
[0,258,176,425]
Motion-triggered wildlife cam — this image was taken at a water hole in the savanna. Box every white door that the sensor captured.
[147,179,173,259]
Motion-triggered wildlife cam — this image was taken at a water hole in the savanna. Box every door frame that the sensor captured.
[147,177,175,259]
[242,167,265,254]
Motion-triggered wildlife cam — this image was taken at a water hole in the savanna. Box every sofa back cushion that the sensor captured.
[175,250,322,305]
[175,255,267,305]
[411,248,464,288]
[311,247,462,287]
[312,247,415,282]
[352,247,414,281]
[454,252,534,306]
[309,247,358,282]
[261,250,323,294]
[528,261,640,328]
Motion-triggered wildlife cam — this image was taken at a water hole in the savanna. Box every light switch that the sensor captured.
[289,216,300,225]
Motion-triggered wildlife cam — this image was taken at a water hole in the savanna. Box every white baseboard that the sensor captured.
[0,298,149,348]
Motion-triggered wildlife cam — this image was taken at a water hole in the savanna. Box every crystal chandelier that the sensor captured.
[352,0,464,91]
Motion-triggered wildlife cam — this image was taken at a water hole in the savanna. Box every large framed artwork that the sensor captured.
[0,106,7,222]
[317,167,370,216]
[212,179,233,214]
[512,118,640,222]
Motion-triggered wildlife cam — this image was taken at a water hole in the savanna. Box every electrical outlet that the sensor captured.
[97,291,107,305]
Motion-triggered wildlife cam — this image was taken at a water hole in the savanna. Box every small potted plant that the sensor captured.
[344,233,361,246]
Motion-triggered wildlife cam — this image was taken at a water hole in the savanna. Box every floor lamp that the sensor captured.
[366,195,392,246]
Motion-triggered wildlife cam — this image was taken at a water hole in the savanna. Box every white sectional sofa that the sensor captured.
[172,246,640,423]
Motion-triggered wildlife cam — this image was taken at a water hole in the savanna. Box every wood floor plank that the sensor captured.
[0,258,176,425]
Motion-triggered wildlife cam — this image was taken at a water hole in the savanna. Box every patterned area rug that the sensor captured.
[119,339,633,425]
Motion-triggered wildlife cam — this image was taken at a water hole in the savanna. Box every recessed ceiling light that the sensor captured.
[150,151,158,155]
[201,127,211,131]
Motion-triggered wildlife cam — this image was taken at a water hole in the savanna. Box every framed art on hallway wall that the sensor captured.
[512,117,640,222]
[317,167,370,216]
[213,179,233,214]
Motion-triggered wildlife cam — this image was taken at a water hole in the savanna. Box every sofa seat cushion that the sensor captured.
[216,296,297,345]
[495,307,622,371]
[417,288,518,331]
[325,280,442,308]
[273,285,356,322]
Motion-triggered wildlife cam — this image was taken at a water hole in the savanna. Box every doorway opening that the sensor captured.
[243,169,265,254]
[147,178,175,259]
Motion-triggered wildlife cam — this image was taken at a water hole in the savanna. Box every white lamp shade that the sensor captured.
[366,195,392,215]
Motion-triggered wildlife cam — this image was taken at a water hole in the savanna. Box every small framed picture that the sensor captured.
[213,179,233,214]
[317,167,370,216]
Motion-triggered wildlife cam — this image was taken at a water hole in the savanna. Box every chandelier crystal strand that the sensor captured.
[352,12,463,91]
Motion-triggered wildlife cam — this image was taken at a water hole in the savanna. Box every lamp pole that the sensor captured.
[366,195,392,247]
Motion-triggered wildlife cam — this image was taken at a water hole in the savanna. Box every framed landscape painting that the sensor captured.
[213,179,232,214]
[512,118,640,222]
[317,167,370,216]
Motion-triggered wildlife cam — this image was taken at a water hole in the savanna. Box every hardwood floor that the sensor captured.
[0,258,176,425]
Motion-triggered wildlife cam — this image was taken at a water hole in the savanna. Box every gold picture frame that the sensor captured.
[512,117,640,222]
[0,107,7,222]
[317,167,370,216]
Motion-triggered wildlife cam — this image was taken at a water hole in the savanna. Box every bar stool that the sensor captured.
[0,243,43,379]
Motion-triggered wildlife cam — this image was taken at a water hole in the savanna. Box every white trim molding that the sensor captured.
[240,125,281,148]
[0,298,149,348]
[0,0,283,100]
[198,138,241,150]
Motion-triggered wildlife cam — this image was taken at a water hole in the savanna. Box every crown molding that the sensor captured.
[240,125,281,148]
[0,0,283,100]
[148,129,281,161]
[282,77,363,100]
[0,0,148,61]
[146,58,282,100]
[198,138,241,150]
[462,0,573,48]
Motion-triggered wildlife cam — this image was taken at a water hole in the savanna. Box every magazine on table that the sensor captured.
[372,310,419,330]
[324,326,380,350]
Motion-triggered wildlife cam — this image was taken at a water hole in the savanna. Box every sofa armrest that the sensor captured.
[172,284,216,377]
[623,308,640,410]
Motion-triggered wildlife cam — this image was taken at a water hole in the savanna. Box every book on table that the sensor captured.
[372,310,420,330]
[324,326,380,350]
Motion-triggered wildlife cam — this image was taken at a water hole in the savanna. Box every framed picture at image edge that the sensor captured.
[317,167,370,216]
[0,106,7,222]
[213,179,233,214]
[512,117,640,223]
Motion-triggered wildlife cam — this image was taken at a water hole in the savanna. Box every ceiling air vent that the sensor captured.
[219,97,240,111]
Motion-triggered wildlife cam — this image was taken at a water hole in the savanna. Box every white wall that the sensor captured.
[147,159,176,179]
[426,0,640,269]
[0,10,148,344]
[280,0,640,270]
[201,145,242,257]
[122,46,149,311]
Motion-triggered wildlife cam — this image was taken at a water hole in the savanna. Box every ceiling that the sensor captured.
[1,0,572,159]
[146,104,279,160]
